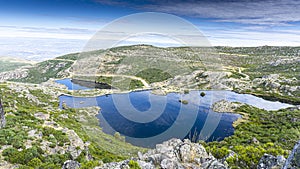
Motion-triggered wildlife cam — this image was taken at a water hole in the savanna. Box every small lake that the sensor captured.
[59,88,292,148]
[55,78,112,90]
[56,78,90,90]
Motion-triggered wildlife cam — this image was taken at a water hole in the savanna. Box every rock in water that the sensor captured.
[283,140,300,169]
[0,98,6,128]
[211,100,242,113]
[62,160,81,169]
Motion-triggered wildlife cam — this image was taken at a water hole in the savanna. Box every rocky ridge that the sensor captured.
[95,138,228,169]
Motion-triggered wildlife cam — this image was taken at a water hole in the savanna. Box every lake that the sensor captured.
[55,78,112,90]
[58,87,292,148]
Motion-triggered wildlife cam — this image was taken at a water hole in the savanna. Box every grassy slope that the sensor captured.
[11,60,73,84]
[0,83,146,168]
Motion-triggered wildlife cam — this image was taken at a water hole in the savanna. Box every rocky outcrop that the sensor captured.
[257,154,286,169]
[283,140,300,169]
[62,160,81,169]
[0,68,29,81]
[96,138,227,169]
[211,100,242,113]
[64,129,85,159]
[0,98,6,128]
[257,140,300,169]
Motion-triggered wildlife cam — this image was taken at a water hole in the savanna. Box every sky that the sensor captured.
[1,0,300,60]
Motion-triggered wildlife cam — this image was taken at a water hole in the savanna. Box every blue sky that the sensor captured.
[1,0,300,60]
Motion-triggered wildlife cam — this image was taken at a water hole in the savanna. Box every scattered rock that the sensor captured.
[62,160,81,169]
[252,137,260,144]
[0,98,6,128]
[28,129,43,139]
[34,112,50,120]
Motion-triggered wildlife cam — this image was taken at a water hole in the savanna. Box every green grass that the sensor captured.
[96,76,113,84]
[136,68,172,83]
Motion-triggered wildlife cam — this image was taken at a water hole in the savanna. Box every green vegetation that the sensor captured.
[0,85,71,168]
[229,71,246,79]
[129,80,144,90]
[245,62,300,80]
[128,160,141,169]
[204,105,300,168]
[96,76,112,84]
[136,68,172,83]
[95,76,144,90]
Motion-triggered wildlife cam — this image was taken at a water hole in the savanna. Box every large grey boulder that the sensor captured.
[283,140,300,169]
[257,154,285,169]
[211,100,242,113]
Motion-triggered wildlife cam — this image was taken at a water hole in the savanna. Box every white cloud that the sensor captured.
[141,0,300,26]
[0,37,87,61]
[205,28,300,46]
[0,26,96,40]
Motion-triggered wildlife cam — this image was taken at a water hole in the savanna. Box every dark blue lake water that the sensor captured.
[56,78,90,90]
[59,89,292,148]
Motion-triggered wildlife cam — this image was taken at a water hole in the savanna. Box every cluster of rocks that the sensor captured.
[252,74,299,94]
[95,138,228,169]
[0,68,29,81]
[190,70,299,100]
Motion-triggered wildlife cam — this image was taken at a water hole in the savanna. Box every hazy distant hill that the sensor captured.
[0,57,34,73]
